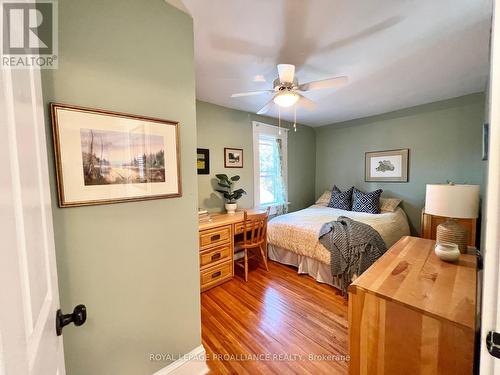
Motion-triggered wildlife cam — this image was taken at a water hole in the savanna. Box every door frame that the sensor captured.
[480,0,500,373]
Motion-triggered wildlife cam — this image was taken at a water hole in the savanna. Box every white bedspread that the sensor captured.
[267,205,410,265]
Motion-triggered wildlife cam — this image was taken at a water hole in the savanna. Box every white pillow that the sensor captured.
[315,190,332,206]
[380,198,402,212]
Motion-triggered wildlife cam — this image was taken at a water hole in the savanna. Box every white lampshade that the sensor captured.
[425,184,480,219]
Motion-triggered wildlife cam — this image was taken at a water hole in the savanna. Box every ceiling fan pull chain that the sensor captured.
[278,107,282,135]
[294,105,297,132]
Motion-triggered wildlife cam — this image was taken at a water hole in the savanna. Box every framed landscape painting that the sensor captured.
[365,149,409,182]
[224,147,243,168]
[50,103,181,207]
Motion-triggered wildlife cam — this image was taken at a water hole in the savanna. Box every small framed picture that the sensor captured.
[483,123,489,161]
[224,147,243,168]
[197,148,210,174]
[50,103,182,207]
[365,149,409,182]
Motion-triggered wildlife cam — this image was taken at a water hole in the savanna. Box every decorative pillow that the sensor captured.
[315,190,332,206]
[352,188,383,214]
[328,185,354,210]
[380,198,402,212]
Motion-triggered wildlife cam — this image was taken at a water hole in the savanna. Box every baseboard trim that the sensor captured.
[152,345,208,375]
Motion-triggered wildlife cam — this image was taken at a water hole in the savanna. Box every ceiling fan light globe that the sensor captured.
[273,92,299,107]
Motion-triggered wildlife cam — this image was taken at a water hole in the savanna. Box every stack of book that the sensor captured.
[198,209,212,223]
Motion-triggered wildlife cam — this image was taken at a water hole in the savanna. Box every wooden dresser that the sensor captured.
[348,236,477,375]
[198,211,262,292]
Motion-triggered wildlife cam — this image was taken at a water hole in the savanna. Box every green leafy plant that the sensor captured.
[215,174,247,203]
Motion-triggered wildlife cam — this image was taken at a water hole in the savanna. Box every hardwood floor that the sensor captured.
[201,260,349,374]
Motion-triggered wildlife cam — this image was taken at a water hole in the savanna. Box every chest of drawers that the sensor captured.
[348,236,477,375]
[199,223,234,292]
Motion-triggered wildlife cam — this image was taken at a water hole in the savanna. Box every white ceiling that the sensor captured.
[179,0,492,127]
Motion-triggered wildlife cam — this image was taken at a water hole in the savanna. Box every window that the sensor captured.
[252,122,288,210]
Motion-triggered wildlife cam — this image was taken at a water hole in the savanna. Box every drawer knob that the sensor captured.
[210,234,221,241]
[211,253,221,261]
[211,271,222,279]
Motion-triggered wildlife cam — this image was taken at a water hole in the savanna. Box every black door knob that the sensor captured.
[56,304,87,336]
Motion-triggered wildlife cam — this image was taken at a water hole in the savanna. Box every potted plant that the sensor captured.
[215,174,246,214]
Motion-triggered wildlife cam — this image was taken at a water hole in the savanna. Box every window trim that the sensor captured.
[252,121,288,212]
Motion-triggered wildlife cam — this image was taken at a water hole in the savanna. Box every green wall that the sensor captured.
[315,93,485,235]
[42,1,200,374]
[196,100,316,213]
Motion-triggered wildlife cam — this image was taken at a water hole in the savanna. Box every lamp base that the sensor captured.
[436,218,469,254]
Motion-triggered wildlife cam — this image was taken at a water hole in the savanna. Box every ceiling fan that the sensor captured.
[231,64,348,115]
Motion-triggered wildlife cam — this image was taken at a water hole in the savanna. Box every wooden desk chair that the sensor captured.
[234,208,270,281]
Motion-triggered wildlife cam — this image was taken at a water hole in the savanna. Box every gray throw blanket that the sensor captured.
[319,216,387,295]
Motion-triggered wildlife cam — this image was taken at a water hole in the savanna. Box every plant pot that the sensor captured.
[225,203,237,214]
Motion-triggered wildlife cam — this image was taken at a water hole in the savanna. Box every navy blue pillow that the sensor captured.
[351,188,383,214]
[328,185,354,210]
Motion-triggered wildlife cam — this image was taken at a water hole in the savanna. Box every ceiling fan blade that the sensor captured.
[277,64,295,83]
[298,94,316,111]
[257,99,275,115]
[299,76,348,91]
[231,90,274,98]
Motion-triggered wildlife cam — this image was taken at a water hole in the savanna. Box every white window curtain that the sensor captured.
[273,137,288,215]
[252,122,288,214]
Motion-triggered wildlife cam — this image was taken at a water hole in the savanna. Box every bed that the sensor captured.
[267,204,411,288]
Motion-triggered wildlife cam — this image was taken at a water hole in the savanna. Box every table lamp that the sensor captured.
[425,183,480,253]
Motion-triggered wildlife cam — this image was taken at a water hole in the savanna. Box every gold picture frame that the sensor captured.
[51,103,182,207]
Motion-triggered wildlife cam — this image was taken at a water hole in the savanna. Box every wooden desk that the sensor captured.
[198,210,265,292]
[348,236,477,375]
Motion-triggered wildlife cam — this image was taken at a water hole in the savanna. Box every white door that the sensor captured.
[0,65,65,373]
[480,1,500,373]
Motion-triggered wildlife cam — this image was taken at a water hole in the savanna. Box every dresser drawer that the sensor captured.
[234,222,245,235]
[199,225,231,250]
[200,260,232,291]
[200,245,231,268]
